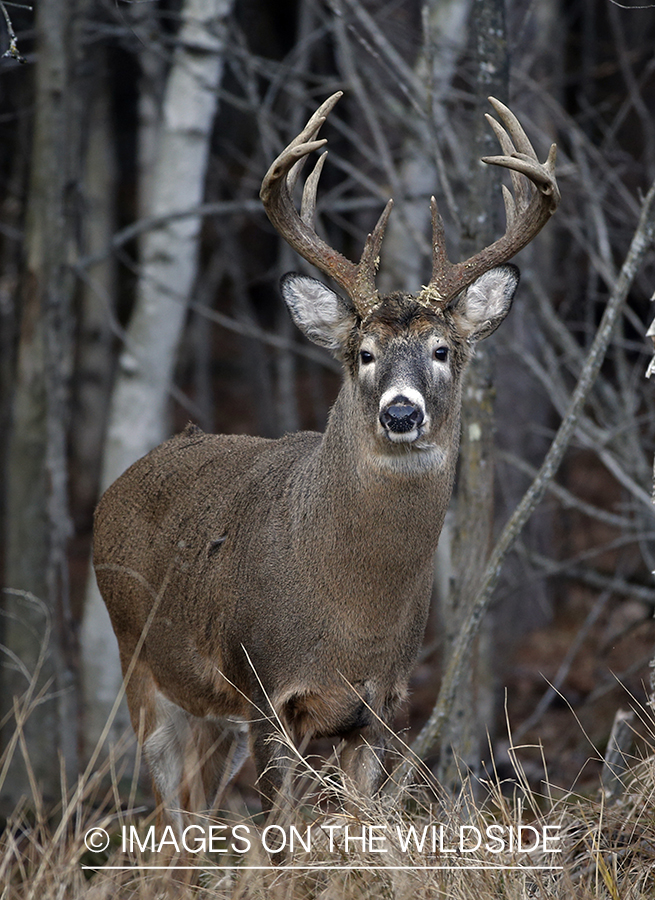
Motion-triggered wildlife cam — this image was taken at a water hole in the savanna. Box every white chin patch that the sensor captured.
[385,428,420,444]
[372,441,447,475]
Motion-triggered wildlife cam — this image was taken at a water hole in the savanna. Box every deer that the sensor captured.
[93,92,559,829]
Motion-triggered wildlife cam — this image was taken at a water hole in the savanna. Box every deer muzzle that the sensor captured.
[379,393,426,442]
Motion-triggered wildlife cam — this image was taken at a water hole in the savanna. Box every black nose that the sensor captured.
[379,401,424,434]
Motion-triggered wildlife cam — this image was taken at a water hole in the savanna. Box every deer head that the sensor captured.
[261,92,559,470]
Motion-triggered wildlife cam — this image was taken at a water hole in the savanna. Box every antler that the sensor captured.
[423,97,560,308]
[260,91,393,317]
[261,93,559,316]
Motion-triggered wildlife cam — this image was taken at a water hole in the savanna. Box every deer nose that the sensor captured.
[379,399,424,434]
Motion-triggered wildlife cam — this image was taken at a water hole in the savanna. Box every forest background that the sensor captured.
[0,0,655,829]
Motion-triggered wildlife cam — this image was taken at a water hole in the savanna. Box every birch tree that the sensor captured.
[80,0,235,755]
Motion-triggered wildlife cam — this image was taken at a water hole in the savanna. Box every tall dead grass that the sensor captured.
[1,708,654,899]
[2,602,653,898]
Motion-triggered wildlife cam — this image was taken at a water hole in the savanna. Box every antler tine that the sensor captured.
[429,195,450,276]
[359,199,394,279]
[484,111,529,213]
[482,96,559,207]
[482,146,559,199]
[423,96,560,309]
[487,97,535,156]
[284,96,337,197]
[260,91,390,316]
[300,151,327,225]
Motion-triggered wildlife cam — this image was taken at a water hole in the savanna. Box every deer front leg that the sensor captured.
[339,726,388,812]
[249,716,295,817]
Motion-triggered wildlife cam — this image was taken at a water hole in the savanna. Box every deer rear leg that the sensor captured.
[144,693,250,820]
[142,691,189,833]
[187,717,250,812]
[118,653,186,831]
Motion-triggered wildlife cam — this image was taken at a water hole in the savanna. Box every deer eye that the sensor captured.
[360,350,375,365]
[433,346,449,362]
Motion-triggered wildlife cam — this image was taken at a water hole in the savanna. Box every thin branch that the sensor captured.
[75,199,260,270]
[188,299,340,373]
[528,548,655,607]
[75,246,340,398]
[0,0,29,63]
[497,449,638,530]
[327,0,425,111]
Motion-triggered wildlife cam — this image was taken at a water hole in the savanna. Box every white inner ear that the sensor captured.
[455,266,518,341]
[464,268,516,324]
[281,274,354,350]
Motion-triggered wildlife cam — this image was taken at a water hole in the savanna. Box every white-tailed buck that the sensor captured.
[93,93,559,823]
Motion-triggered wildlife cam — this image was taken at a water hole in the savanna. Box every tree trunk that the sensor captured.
[70,54,117,527]
[436,0,509,790]
[80,0,235,758]
[2,0,90,810]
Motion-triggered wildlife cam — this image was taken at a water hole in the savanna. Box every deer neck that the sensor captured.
[292,386,459,566]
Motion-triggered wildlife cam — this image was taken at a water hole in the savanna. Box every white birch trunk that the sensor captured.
[80,0,234,758]
[377,0,473,295]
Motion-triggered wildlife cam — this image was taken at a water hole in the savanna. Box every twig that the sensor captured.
[0,0,28,63]
[75,238,340,376]
[397,175,655,785]
[497,449,637,530]
[327,0,425,110]
[527,547,655,607]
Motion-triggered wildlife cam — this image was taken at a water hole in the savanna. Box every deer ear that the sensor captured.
[451,265,519,342]
[281,273,355,351]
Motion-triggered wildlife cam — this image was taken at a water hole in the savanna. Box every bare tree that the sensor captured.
[434,0,510,789]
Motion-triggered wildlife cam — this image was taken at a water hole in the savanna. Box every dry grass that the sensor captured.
[2,713,655,900]
[2,613,653,899]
